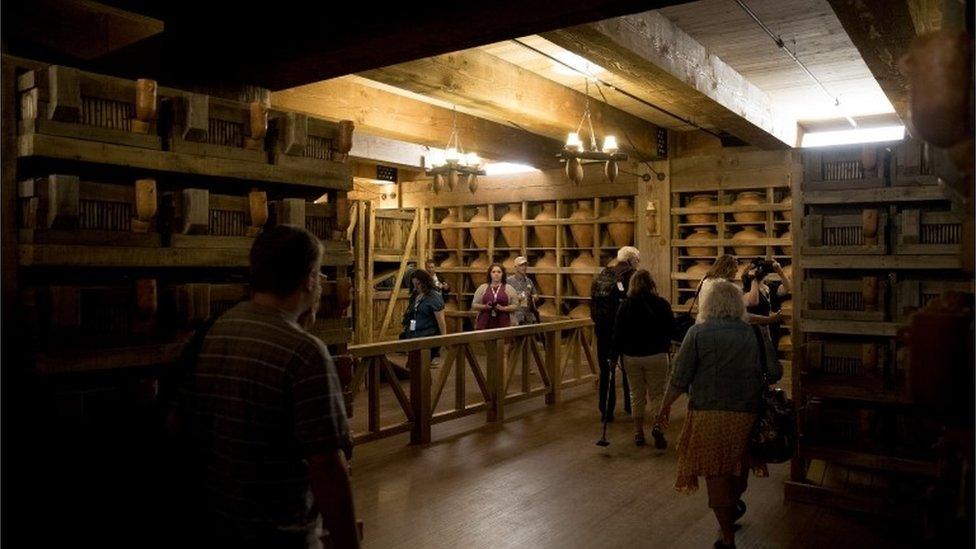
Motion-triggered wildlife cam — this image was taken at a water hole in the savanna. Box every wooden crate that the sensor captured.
[18,175,160,246]
[803,276,888,322]
[894,279,974,321]
[17,65,163,150]
[802,210,888,255]
[270,112,354,171]
[804,340,888,390]
[271,198,338,241]
[22,279,162,348]
[802,145,885,190]
[893,208,963,255]
[169,188,268,249]
[889,137,940,187]
[165,93,268,163]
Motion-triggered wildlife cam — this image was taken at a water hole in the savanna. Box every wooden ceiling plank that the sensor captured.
[271,77,564,169]
[541,12,798,148]
[358,49,662,160]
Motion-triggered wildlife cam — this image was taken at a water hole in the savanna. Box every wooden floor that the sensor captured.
[349,385,915,549]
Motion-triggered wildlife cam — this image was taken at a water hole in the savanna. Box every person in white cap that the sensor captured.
[507,256,540,325]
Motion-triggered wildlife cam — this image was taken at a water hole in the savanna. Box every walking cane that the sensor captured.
[596,360,616,447]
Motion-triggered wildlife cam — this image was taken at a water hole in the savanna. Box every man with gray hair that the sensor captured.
[590,246,641,422]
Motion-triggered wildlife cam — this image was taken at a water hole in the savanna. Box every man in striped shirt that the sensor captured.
[182,225,358,548]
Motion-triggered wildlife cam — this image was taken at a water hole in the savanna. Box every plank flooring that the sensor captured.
[349,384,915,549]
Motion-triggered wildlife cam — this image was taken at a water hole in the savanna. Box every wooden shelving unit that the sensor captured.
[668,150,798,373]
[787,140,970,520]
[424,196,637,320]
[10,61,356,378]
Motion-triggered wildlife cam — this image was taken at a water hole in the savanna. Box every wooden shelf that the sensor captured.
[19,242,353,267]
[672,204,790,215]
[18,132,352,191]
[799,318,902,336]
[802,255,962,270]
[784,481,924,520]
[429,217,633,229]
[801,376,910,404]
[798,443,939,477]
[803,184,955,205]
[34,342,184,375]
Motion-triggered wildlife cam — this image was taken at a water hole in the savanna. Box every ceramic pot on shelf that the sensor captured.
[500,203,522,249]
[533,202,557,247]
[778,195,792,221]
[469,206,491,249]
[732,191,765,223]
[469,252,490,270]
[732,225,765,256]
[686,194,718,224]
[779,229,793,256]
[685,260,711,289]
[502,251,519,272]
[440,207,461,250]
[607,198,635,247]
[534,250,558,297]
[569,251,597,297]
[568,303,591,319]
[537,300,559,318]
[439,253,462,294]
[686,227,718,257]
[569,200,595,249]
[442,299,459,334]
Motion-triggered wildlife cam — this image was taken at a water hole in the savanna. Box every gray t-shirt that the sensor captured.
[507,273,539,325]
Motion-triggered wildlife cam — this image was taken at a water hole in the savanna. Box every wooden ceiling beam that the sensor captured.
[826,0,917,121]
[359,49,662,160]
[541,12,797,149]
[272,77,564,169]
[83,1,691,91]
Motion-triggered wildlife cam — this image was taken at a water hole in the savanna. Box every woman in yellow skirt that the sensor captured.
[655,279,781,549]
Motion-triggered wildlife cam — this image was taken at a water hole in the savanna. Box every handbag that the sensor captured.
[672,281,702,343]
[749,325,796,463]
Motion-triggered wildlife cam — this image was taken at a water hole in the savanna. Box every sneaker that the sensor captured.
[651,426,667,450]
[634,432,646,446]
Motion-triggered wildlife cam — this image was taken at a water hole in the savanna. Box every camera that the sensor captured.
[749,257,775,281]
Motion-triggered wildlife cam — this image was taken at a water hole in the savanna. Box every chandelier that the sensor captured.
[427,108,486,193]
[558,79,627,184]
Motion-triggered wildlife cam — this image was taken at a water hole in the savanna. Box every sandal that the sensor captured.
[634,432,646,446]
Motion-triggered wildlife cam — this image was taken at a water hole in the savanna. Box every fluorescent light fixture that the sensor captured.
[801,125,905,148]
[483,162,539,176]
[552,50,605,77]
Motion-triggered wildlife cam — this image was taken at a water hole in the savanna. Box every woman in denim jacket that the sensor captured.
[655,279,780,549]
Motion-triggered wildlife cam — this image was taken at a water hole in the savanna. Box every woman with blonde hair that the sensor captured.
[656,280,780,549]
[612,270,675,447]
[705,254,737,283]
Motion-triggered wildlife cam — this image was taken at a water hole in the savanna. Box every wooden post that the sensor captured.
[486,338,505,422]
[367,359,380,433]
[181,188,209,234]
[545,330,561,405]
[409,348,432,444]
[39,174,79,230]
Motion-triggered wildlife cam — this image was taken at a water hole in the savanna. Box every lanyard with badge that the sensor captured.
[489,285,501,318]
[410,294,423,331]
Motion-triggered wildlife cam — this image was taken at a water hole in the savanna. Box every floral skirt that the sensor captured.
[674,409,769,494]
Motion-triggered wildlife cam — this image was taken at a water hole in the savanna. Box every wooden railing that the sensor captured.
[346,319,597,444]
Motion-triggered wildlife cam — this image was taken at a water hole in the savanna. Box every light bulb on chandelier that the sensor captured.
[426,107,486,193]
[558,79,627,185]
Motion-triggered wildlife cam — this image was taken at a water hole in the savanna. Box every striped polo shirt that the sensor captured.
[182,301,351,547]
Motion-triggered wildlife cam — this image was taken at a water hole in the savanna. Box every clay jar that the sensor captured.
[686,227,718,257]
[569,251,597,297]
[685,260,711,288]
[469,252,490,270]
[732,226,764,256]
[469,206,491,249]
[568,303,591,319]
[779,229,792,256]
[532,202,558,247]
[439,253,462,294]
[534,250,558,296]
[500,203,522,248]
[862,276,879,311]
[502,252,519,273]
[778,334,793,361]
[607,199,635,247]
[569,200,595,248]
[732,191,765,223]
[686,194,718,224]
[440,208,461,250]
[442,299,458,333]
[537,300,558,318]
[778,196,792,221]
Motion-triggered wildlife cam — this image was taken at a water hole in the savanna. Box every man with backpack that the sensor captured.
[590,246,641,423]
